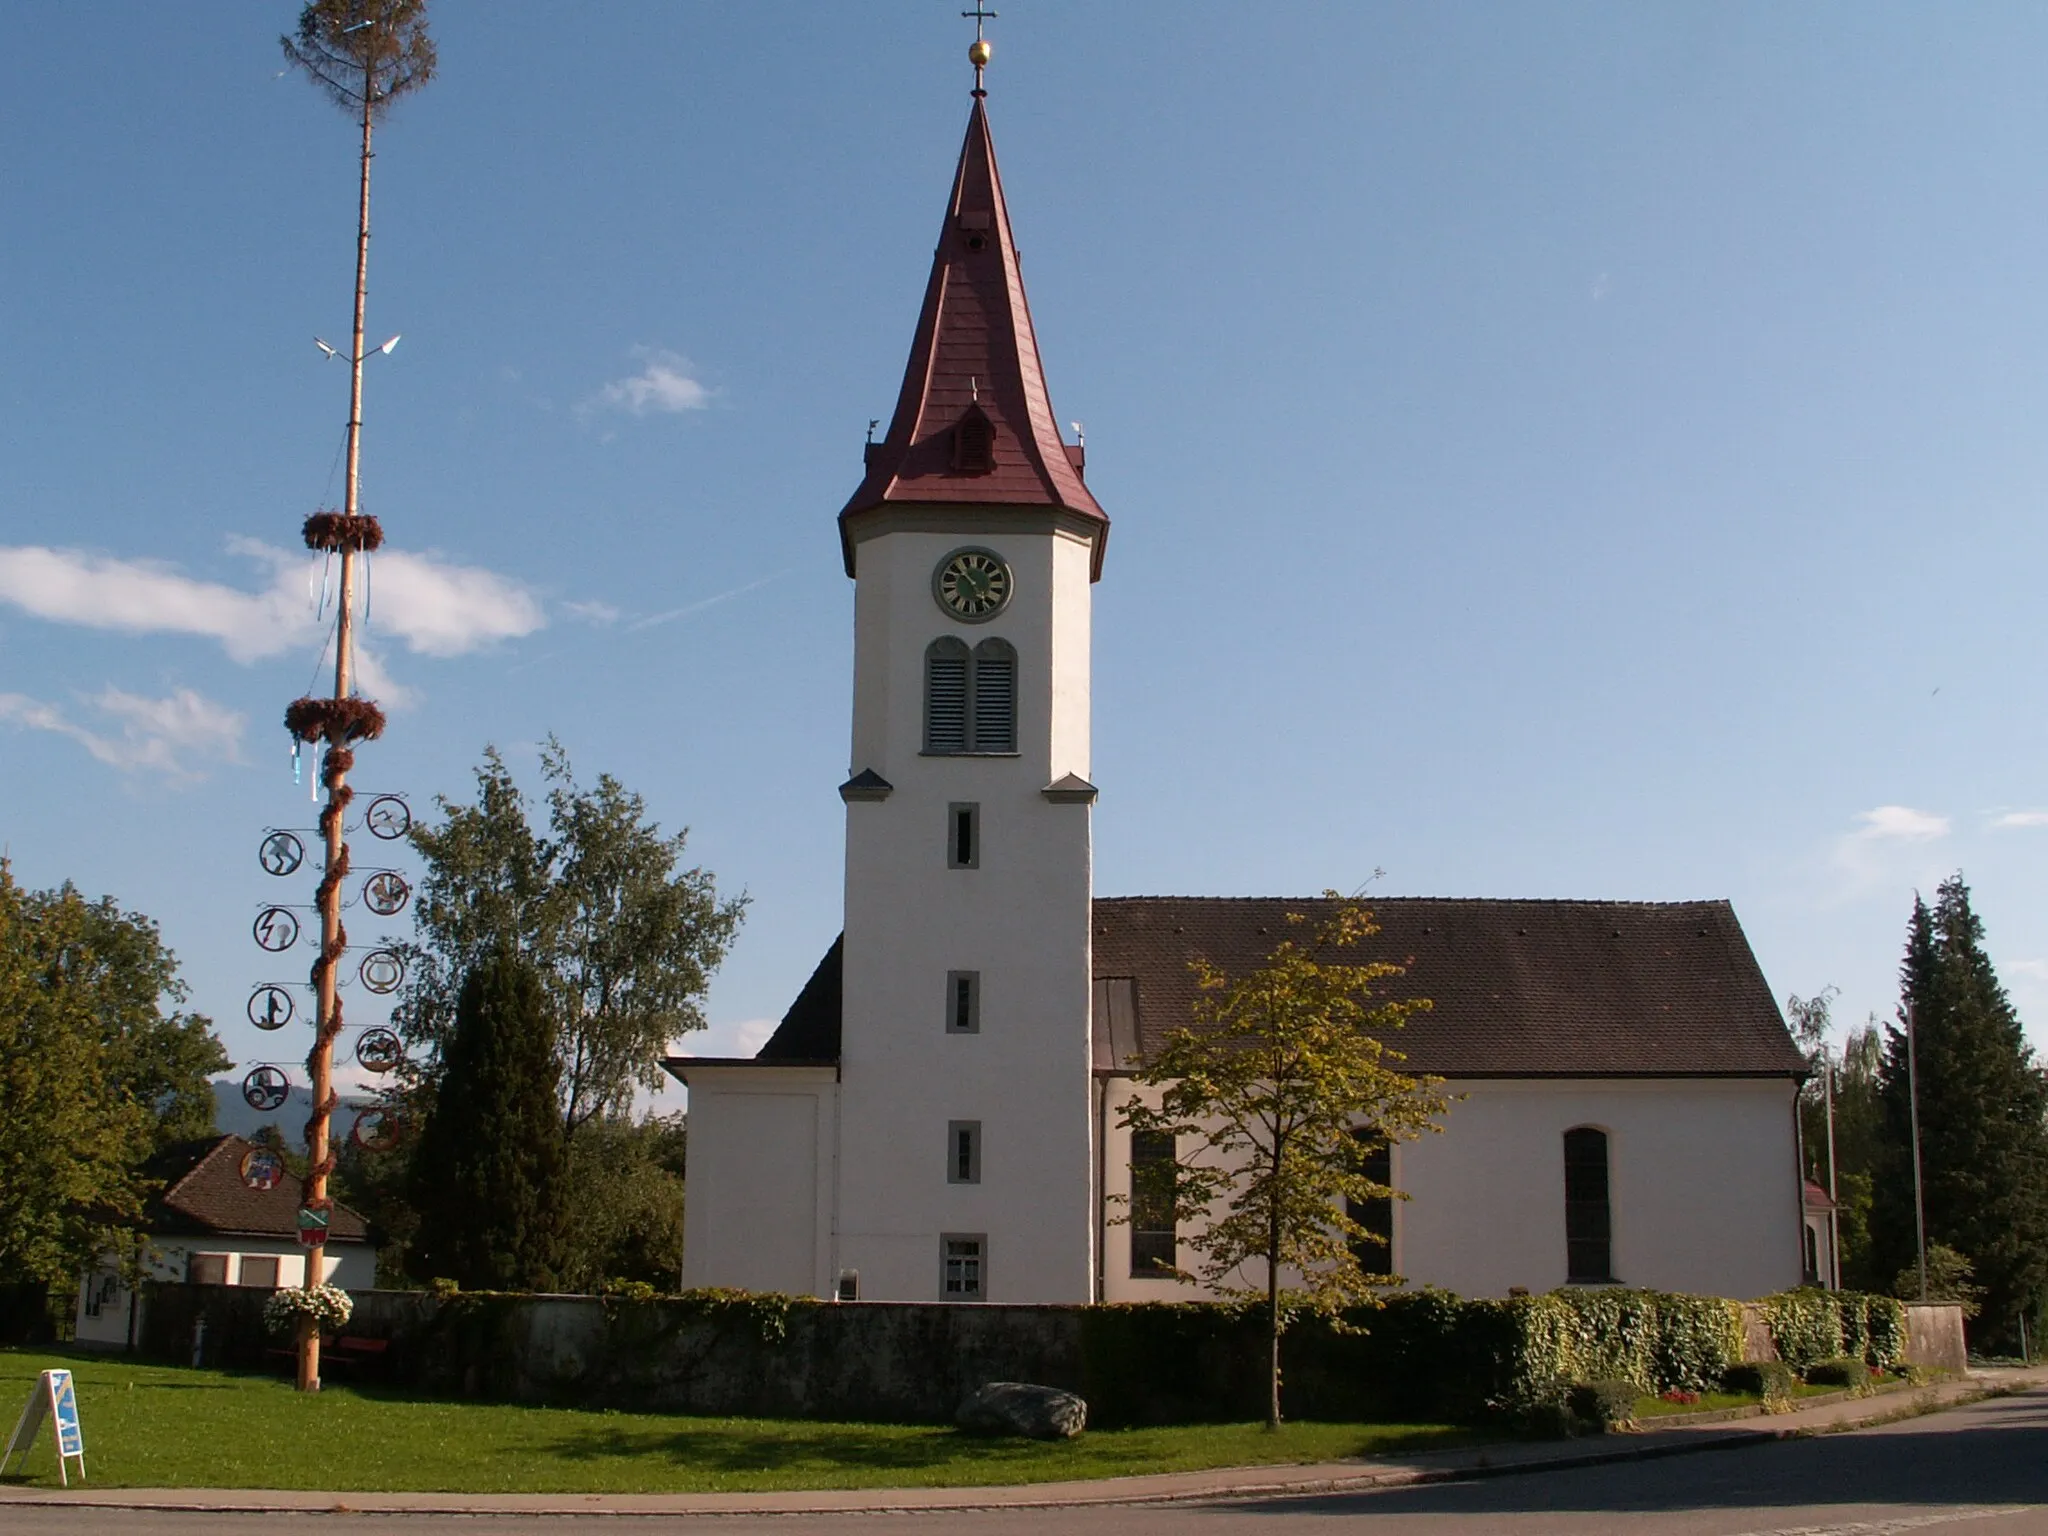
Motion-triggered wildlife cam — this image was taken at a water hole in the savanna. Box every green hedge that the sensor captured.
[1270,1286,1906,1423]
[1757,1290,1907,1369]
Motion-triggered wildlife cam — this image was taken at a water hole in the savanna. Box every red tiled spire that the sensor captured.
[839,97,1107,576]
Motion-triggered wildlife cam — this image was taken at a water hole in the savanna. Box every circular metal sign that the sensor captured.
[359,949,405,995]
[239,1147,286,1191]
[350,1109,399,1152]
[246,985,296,1031]
[241,1065,291,1113]
[259,830,306,877]
[362,870,411,917]
[355,1027,404,1073]
[253,907,301,953]
[365,795,412,841]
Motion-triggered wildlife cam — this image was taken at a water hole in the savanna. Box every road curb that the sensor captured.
[0,1371,2037,1518]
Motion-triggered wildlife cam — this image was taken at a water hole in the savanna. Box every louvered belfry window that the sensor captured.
[953,405,996,475]
[925,637,969,752]
[926,636,1016,754]
[971,639,1016,752]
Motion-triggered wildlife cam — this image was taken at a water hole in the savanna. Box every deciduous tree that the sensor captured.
[393,741,745,1136]
[1117,900,1446,1428]
[0,867,228,1287]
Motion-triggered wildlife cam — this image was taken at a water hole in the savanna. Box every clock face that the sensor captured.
[933,548,1012,622]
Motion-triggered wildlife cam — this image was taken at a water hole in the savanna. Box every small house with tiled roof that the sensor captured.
[668,52,1810,1307]
[75,1134,373,1349]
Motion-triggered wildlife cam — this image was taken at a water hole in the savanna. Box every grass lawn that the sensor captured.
[1633,1381,1862,1418]
[0,1348,1477,1494]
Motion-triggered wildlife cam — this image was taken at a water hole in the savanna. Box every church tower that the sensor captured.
[831,59,1107,1304]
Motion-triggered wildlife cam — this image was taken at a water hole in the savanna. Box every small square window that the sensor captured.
[188,1253,228,1287]
[237,1256,281,1290]
[947,971,981,1034]
[948,802,980,869]
[948,1120,982,1184]
[942,1233,986,1300]
[835,1269,860,1302]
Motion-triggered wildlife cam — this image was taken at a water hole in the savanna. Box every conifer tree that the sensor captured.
[405,948,568,1291]
[1871,875,2048,1348]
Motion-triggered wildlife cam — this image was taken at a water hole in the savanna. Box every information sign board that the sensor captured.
[0,1368,85,1485]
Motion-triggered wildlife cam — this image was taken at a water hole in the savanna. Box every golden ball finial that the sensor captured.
[969,38,992,69]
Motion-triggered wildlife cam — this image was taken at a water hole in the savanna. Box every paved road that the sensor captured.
[7,1388,2048,1535]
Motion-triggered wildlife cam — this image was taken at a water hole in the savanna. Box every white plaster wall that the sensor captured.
[1096,1076,1803,1304]
[678,1069,837,1296]
[1397,1079,1802,1299]
[837,519,1098,1302]
[74,1239,370,1346]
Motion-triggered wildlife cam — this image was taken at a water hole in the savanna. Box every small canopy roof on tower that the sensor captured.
[839,96,1108,578]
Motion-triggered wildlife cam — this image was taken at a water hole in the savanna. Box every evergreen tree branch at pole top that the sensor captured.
[279,0,435,1395]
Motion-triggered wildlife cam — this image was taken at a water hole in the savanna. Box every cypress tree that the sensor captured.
[1871,875,2048,1349]
[406,948,568,1291]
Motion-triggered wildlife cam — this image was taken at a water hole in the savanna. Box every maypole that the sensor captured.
[280,0,435,1394]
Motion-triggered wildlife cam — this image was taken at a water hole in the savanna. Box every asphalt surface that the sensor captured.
[5,1387,2046,1534]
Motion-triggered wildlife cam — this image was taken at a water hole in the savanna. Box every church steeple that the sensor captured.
[839,90,1107,576]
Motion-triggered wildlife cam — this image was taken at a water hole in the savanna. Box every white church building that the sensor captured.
[669,74,1810,1308]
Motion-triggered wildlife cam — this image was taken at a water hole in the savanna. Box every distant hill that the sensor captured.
[210,1078,375,1151]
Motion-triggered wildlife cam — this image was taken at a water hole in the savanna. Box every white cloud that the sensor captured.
[1850,805,1950,842]
[0,686,245,779]
[0,540,546,683]
[561,599,622,626]
[1992,810,2048,830]
[586,347,714,417]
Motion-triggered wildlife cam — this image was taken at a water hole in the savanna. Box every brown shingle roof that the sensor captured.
[1094,897,1804,1079]
[148,1134,370,1243]
[736,897,1804,1081]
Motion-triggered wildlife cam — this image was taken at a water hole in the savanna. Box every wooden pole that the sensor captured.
[1907,999,1929,1303]
[1823,1061,1841,1290]
[296,47,376,1398]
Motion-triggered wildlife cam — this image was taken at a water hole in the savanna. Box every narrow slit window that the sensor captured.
[948,1120,982,1184]
[971,638,1016,752]
[1129,1130,1178,1276]
[942,1234,986,1299]
[1564,1126,1614,1283]
[925,638,970,753]
[948,802,979,869]
[947,970,980,1034]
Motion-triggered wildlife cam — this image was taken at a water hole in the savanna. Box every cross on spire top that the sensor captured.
[962,4,997,95]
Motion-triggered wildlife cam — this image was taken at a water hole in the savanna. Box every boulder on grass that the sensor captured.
[957,1381,1088,1439]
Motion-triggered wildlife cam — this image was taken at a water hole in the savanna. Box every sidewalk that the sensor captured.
[5,1365,2044,1518]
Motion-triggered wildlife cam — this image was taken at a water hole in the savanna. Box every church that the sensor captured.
[668,53,1810,1308]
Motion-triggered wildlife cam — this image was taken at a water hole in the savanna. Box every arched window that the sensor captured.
[924,636,1017,755]
[971,638,1016,753]
[925,638,969,753]
[1346,1128,1394,1274]
[1563,1127,1613,1284]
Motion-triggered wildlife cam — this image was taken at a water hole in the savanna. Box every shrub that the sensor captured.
[1802,1356,1865,1388]
[1865,1295,1907,1366]
[1567,1379,1641,1431]
[1721,1360,1797,1401]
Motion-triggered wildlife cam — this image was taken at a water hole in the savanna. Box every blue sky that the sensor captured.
[2,4,2043,1107]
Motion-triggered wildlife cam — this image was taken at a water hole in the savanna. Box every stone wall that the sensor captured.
[137,1284,1974,1427]
[1904,1302,1968,1375]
